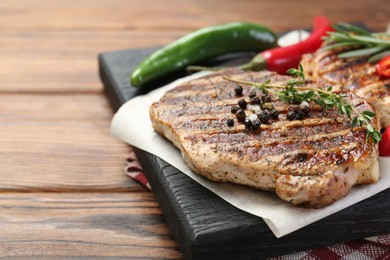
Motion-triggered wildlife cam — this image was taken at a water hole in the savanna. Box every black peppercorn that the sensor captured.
[301,105,310,117]
[244,118,252,128]
[261,95,271,103]
[238,99,247,109]
[236,109,246,121]
[226,119,235,127]
[250,96,261,105]
[249,91,257,98]
[231,106,239,114]
[252,120,261,130]
[296,109,305,120]
[286,110,298,120]
[234,85,243,95]
[258,110,271,124]
[270,109,279,119]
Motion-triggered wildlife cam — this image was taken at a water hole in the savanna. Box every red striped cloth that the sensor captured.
[125,152,390,259]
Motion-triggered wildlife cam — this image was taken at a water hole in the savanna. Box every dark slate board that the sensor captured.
[99,46,390,259]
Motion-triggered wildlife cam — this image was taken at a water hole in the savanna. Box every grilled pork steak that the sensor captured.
[301,48,390,128]
[150,69,379,208]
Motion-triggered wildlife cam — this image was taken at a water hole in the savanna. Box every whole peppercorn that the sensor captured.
[231,106,239,114]
[244,118,252,129]
[252,120,261,130]
[258,110,271,124]
[234,85,243,96]
[261,95,271,103]
[236,109,246,122]
[286,110,298,120]
[250,96,261,105]
[238,99,247,109]
[295,109,305,120]
[301,105,310,117]
[261,102,274,111]
[249,91,257,98]
[270,109,279,119]
[226,119,235,127]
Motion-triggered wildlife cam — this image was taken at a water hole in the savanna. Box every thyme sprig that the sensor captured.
[323,22,390,63]
[223,65,381,144]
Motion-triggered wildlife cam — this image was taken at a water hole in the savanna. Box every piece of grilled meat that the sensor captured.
[150,69,379,208]
[301,48,390,128]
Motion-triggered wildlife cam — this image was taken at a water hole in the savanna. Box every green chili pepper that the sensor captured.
[130,22,277,86]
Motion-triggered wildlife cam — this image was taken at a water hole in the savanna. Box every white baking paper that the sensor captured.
[111,31,390,238]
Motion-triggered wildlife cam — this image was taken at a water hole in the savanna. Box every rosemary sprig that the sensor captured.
[323,22,390,63]
[223,65,381,144]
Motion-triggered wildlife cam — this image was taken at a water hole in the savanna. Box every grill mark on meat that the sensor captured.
[160,72,289,105]
[178,117,343,133]
[195,128,365,160]
[168,71,283,94]
[261,142,365,174]
[183,120,352,144]
[150,69,379,207]
[158,89,369,125]
[301,46,390,127]
[190,137,367,177]
[238,129,367,161]
[155,96,360,120]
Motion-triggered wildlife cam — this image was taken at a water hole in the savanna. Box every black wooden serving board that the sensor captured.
[99,43,390,259]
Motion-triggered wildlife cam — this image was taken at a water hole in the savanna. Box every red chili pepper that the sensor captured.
[241,16,333,74]
[376,55,390,78]
[379,127,390,156]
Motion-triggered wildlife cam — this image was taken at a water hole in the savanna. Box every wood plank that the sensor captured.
[0,30,185,92]
[0,192,182,258]
[1,1,388,93]
[0,94,136,192]
[0,0,388,32]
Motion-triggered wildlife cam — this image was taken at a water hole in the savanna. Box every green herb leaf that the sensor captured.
[366,124,374,132]
[367,50,390,63]
[373,131,382,142]
[333,22,371,36]
[338,46,387,59]
[372,32,390,37]
[323,98,333,105]
[325,32,352,42]
[322,42,362,52]
[362,110,376,117]
[302,90,315,100]
[351,116,358,128]
[222,65,381,144]
[299,64,305,80]
[349,35,390,45]
[324,22,390,63]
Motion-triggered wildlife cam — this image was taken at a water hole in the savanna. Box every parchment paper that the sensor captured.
[110,31,390,238]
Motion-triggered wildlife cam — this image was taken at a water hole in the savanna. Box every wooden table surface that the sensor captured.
[0,0,388,258]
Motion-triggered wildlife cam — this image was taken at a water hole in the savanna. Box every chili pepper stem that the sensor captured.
[239,54,267,71]
[186,65,222,73]
[186,53,267,73]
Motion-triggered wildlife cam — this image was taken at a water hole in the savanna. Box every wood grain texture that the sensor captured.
[134,147,389,259]
[0,0,388,92]
[0,31,186,92]
[0,193,182,258]
[0,94,133,191]
[0,0,388,32]
[1,0,389,258]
